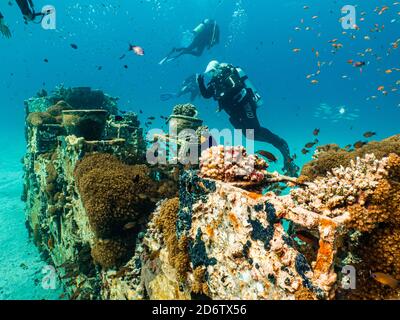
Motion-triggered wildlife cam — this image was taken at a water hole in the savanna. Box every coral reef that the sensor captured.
[91,238,134,270]
[75,153,158,238]
[292,153,400,232]
[173,104,198,117]
[23,85,400,300]
[153,198,190,283]
[300,134,400,180]
[199,146,268,183]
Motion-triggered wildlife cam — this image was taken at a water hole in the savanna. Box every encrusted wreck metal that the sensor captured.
[22,88,400,300]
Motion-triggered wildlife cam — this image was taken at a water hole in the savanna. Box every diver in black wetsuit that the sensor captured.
[159,19,220,64]
[16,0,44,23]
[160,74,200,102]
[1,0,46,37]
[197,61,299,177]
[0,11,11,38]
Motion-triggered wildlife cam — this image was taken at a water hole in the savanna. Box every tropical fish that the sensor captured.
[292,230,319,248]
[311,80,319,84]
[371,272,399,289]
[123,222,135,230]
[256,150,277,162]
[305,140,318,149]
[313,128,320,136]
[292,48,301,53]
[378,6,389,15]
[363,131,376,138]
[129,44,145,56]
[301,148,310,155]
[70,44,78,49]
[354,141,367,149]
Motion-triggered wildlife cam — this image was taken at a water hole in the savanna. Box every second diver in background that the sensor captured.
[160,74,200,102]
[197,60,300,177]
[159,19,220,65]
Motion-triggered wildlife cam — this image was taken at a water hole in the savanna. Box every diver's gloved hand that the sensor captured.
[283,161,300,178]
[197,73,205,86]
[0,22,11,38]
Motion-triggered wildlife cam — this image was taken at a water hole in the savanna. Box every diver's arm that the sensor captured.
[197,74,214,99]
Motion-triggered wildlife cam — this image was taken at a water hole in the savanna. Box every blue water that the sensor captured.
[0,0,398,299]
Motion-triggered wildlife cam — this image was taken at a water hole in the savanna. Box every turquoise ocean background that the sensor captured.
[0,0,398,299]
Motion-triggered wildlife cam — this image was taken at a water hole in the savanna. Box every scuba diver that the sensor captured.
[159,19,220,65]
[197,60,300,177]
[160,74,200,102]
[0,11,11,38]
[1,0,47,38]
[16,0,45,24]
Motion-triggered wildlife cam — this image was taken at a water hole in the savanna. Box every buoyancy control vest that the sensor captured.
[211,64,263,108]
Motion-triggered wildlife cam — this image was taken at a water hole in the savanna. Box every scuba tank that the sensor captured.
[193,22,206,34]
[236,67,264,108]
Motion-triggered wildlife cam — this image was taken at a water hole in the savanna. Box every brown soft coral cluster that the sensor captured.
[342,226,400,300]
[300,134,400,181]
[154,198,190,283]
[91,238,133,270]
[75,153,158,238]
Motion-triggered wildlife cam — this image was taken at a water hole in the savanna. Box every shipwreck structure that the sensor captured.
[22,86,400,300]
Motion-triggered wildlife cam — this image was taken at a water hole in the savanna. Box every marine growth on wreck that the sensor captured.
[1,0,399,303]
[19,84,400,301]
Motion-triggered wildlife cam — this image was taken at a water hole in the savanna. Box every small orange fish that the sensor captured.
[385,69,393,74]
[378,6,389,15]
[371,272,399,289]
[311,79,319,84]
[377,85,385,91]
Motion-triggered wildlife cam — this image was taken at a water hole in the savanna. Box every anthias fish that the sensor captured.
[371,272,400,289]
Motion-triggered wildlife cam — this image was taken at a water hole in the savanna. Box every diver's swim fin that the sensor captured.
[160,93,177,101]
[159,56,178,65]
[159,56,169,65]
